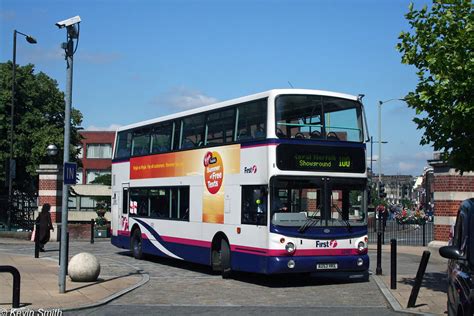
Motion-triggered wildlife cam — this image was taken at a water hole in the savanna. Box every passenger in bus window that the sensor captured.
[274,196,288,212]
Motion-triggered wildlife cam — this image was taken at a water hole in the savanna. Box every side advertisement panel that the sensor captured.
[129,145,240,224]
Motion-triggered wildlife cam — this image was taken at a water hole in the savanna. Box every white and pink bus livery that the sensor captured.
[111,89,370,280]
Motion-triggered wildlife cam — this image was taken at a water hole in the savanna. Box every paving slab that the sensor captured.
[0,247,147,311]
[369,244,448,315]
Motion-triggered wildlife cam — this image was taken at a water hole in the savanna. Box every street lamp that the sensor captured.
[46,144,58,164]
[7,30,37,230]
[377,98,405,185]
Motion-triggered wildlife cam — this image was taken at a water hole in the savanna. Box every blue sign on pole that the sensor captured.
[64,162,77,185]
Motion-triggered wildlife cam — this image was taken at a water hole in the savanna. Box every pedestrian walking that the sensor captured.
[36,203,53,252]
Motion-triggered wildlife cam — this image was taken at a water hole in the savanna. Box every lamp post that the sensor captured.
[7,30,37,231]
[377,99,405,185]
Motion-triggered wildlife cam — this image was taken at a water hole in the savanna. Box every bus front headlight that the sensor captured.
[357,241,367,254]
[285,242,296,254]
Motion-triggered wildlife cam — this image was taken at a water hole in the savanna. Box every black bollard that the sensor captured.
[407,250,431,308]
[34,223,40,258]
[91,218,95,244]
[0,265,21,308]
[376,232,382,275]
[390,238,397,289]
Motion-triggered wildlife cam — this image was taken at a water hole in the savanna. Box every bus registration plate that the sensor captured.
[316,263,338,270]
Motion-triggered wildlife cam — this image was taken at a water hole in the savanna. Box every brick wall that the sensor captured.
[431,163,474,242]
[434,175,474,192]
[434,200,460,217]
[37,165,62,224]
[434,225,452,241]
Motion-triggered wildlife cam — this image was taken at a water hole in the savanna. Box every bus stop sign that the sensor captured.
[64,162,77,185]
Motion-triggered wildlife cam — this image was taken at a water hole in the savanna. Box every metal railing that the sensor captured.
[368,219,434,246]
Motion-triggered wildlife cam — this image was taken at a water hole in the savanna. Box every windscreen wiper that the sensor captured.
[332,204,352,232]
[298,218,320,233]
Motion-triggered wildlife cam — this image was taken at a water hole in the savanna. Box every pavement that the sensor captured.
[0,236,449,315]
[0,238,149,313]
[368,244,448,315]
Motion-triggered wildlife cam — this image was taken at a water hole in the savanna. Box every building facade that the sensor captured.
[375,174,415,205]
[36,131,116,239]
[69,131,115,215]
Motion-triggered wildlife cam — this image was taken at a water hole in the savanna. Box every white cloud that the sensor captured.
[414,151,433,160]
[150,87,218,112]
[398,161,417,173]
[85,124,121,131]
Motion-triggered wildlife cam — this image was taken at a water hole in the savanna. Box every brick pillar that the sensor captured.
[36,164,63,241]
[428,158,474,250]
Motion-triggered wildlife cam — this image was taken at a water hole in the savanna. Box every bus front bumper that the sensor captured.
[266,254,369,276]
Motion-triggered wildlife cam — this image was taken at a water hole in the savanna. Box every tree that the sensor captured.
[90,173,112,210]
[0,62,83,195]
[397,1,474,173]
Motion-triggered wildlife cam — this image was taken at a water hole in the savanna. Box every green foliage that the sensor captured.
[91,173,112,214]
[397,1,474,173]
[400,198,414,209]
[90,173,111,186]
[0,62,83,194]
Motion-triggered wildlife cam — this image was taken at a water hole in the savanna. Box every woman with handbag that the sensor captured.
[36,203,53,252]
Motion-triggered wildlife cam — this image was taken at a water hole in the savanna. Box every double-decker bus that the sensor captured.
[111,89,370,280]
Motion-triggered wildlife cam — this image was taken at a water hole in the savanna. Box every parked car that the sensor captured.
[439,198,474,316]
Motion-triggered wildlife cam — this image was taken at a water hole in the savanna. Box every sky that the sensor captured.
[0,0,435,177]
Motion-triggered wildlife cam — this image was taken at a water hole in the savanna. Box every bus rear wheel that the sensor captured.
[220,239,232,279]
[211,239,232,279]
[131,229,143,260]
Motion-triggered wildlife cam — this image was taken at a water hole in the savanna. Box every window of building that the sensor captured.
[241,185,267,225]
[80,196,96,210]
[236,99,267,141]
[76,168,83,185]
[77,146,83,159]
[87,143,112,159]
[86,170,111,184]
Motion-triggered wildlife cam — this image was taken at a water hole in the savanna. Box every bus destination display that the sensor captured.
[276,144,365,173]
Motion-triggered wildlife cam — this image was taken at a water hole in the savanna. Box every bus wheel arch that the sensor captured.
[211,232,232,278]
[130,224,143,260]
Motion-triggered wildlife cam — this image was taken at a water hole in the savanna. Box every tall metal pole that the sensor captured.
[7,30,17,231]
[378,101,382,185]
[59,27,76,294]
[370,136,374,176]
[8,30,36,230]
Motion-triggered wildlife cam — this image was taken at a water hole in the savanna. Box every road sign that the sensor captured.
[64,162,77,185]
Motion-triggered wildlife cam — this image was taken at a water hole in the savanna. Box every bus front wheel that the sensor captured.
[131,229,143,260]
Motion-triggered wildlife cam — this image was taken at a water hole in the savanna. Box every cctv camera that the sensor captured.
[55,16,81,28]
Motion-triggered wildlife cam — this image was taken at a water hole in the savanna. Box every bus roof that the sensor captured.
[116,89,359,132]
